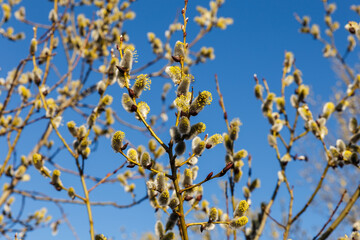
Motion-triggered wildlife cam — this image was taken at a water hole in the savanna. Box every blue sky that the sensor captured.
[0,0,359,239]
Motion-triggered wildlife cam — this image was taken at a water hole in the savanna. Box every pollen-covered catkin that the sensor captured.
[205,134,223,149]
[127,148,138,163]
[230,216,248,229]
[155,173,166,193]
[30,38,37,56]
[119,47,133,72]
[183,168,193,187]
[148,139,157,153]
[132,74,151,98]
[209,207,218,222]
[178,116,191,134]
[192,137,206,156]
[135,101,150,120]
[177,75,191,96]
[97,80,106,95]
[173,41,185,61]
[15,165,26,178]
[234,149,248,161]
[322,102,335,119]
[140,151,151,168]
[68,187,75,200]
[116,67,128,88]
[158,189,170,206]
[67,121,78,137]
[51,169,62,189]
[189,91,212,115]
[87,113,96,127]
[121,93,136,112]
[234,200,249,217]
[111,131,125,152]
[229,125,239,141]
[32,153,43,170]
[168,197,179,209]
[184,122,206,140]
[165,66,182,84]
[254,84,264,99]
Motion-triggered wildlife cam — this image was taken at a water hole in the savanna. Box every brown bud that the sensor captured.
[172,55,181,62]
[42,88,49,96]
[189,110,198,116]
[180,111,187,117]
[121,142,129,151]
[34,76,41,86]
[219,162,233,177]
[146,161,153,169]
[116,65,126,74]
[130,105,137,112]
[184,195,193,201]
[196,194,203,201]
[205,172,213,181]
[127,163,136,168]
[128,88,135,98]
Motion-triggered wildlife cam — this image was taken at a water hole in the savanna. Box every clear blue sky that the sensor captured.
[0,0,359,239]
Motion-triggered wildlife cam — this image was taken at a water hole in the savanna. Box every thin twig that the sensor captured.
[313,189,347,240]
[318,185,360,240]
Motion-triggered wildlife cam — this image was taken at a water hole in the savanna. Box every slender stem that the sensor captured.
[254,179,281,240]
[38,86,77,158]
[88,161,127,193]
[169,149,189,240]
[119,151,172,179]
[75,158,94,240]
[292,130,309,142]
[0,104,36,178]
[318,185,360,240]
[186,221,229,228]
[173,176,189,240]
[184,200,199,217]
[13,189,148,208]
[215,74,230,132]
[283,173,294,240]
[280,68,286,98]
[265,212,286,229]
[225,181,230,240]
[313,190,346,240]
[291,164,329,224]
[179,163,233,194]
[135,107,168,151]
[177,153,195,168]
[60,186,86,202]
[41,0,57,86]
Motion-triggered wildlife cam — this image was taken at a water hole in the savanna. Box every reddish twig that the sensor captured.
[215,74,230,132]
[313,190,347,240]
[88,161,127,193]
